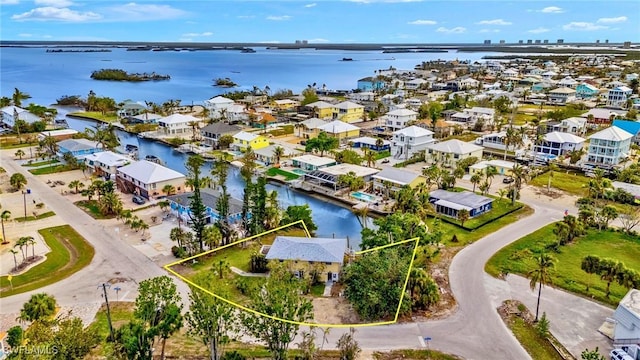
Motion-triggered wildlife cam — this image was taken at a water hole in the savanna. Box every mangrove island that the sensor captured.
[90,68,171,81]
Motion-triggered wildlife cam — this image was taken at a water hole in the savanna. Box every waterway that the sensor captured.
[65,115,368,247]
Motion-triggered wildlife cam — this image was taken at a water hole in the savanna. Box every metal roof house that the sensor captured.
[56,138,103,159]
[167,188,245,224]
[116,160,186,199]
[429,189,493,218]
[611,289,640,355]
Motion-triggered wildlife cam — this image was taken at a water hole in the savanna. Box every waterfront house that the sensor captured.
[56,138,103,159]
[385,108,418,132]
[469,159,515,176]
[474,131,509,151]
[548,87,577,104]
[254,144,301,166]
[167,187,244,224]
[316,120,360,140]
[204,96,235,120]
[581,108,626,125]
[333,101,365,123]
[351,136,391,152]
[231,131,269,151]
[429,189,493,218]
[575,83,600,100]
[130,113,163,124]
[200,122,241,146]
[586,126,633,168]
[292,155,336,171]
[534,131,585,156]
[372,167,425,196]
[264,236,348,282]
[85,151,131,177]
[357,77,386,92]
[0,105,41,128]
[299,117,328,139]
[270,99,299,112]
[303,163,380,192]
[391,126,435,160]
[158,114,200,135]
[116,160,186,199]
[607,86,633,108]
[117,100,147,118]
[612,120,640,145]
[425,139,484,168]
[37,129,78,142]
[306,101,335,119]
[611,288,640,353]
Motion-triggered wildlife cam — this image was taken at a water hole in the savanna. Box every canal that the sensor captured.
[64,115,367,247]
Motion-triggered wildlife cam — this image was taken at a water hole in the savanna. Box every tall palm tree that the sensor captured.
[12,88,31,107]
[352,204,369,229]
[68,180,83,194]
[363,148,376,168]
[272,146,285,166]
[14,149,25,160]
[162,184,177,196]
[470,174,482,193]
[510,163,529,205]
[9,249,19,270]
[23,236,36,259]
[547,162,558,194]
[581,255,601,292]
[1,210,11,244]
[484,166,498,194]
[527,251,556,321]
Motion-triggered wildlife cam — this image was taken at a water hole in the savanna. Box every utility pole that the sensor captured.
[100,283,115,341]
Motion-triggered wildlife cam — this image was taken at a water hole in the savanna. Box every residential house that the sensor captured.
[249,112,277,129]
[0,105,41,128]
[351,136,391,152]
[474,131,522,151]
[469,159,516,176]
[541,71,558,80]
[548,117,588,135]
[254,144,301,166]
[405,78,428,91]
[626,73,639,82]
[167,187,244,224]
[303,163,380,192]
[450,112,474,124]
[429,189,493,218]
[291,154,336,173]
[204,96,235,120]
[557,76,579,88]
[586,126,633,167]
[225,104,249,124]
[385,108,418,131]
[391,125,435,160]
[575,83,600,100]
[425,139,484,168]
[404,98,423,109]
[548,87,577,104]
[270,99,299,112]
[348,92,375,102]
[372,167,425,196]
[85,151,131,177]
[612,120,640,145]
[581,108,627,124]
[231,131,269,151]
[116,160,186,199]
[607,86,633,108]
[381,94,401,106]
[463,107,495,123]
[117,100,146,118]
[37,129,78,141]
[534,131,585,156]
[333,101,365,123]
[158,114,201,135]
[357,77,386,92]
[531,81,554,93]
[306,101,335,119]
[264,236,348,282]
[611,288,640,355]
[299,117,328,139]
[200,123,241,146]
[316,120,360,140]
[56,138,103,159]
[459,77,480,90]
[129,113,163,124]
[419,119,452,139]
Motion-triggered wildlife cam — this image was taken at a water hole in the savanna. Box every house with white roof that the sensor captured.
[425,139,484,168]
[541,71,557,80]
[116,160,187,199]
[204,96,235,120]
[85,151,131,177]
[502,68,520,78]
[474,131,517,151]
[1,105,41,128]
[548,87,577,104]
[254,144,301,166]
[158,114,201,135]
[303,163,380,192]
[607,86,633,108]
[611,289,640,354]
[405,78,428,90]
[305,101,336,119]
[547,117,588,135]
[372,167,425,196]
[130,113,163,124]
[462,107,495,123]
[534,131,585,157]
[291,154,336,171]
[348,91,375,102]
[334,101,365,123]
[264,236,347,281]
[459,77,480,90]
[385,108,418,131]
[557,76,578,88]
[469,159,516,176]
[586,126,633,167]
[316,120,360,140]
[429,189,493,218]
[391,125,435,160]
[231,131,269,151]
[56,138,103,159]
[581,108,626,124]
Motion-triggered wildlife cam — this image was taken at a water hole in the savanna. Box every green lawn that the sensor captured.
[460,199,523,229]
[506,316,563,360]
[24,159,60,167]
[0,134,39,149]
[513,113,537,125]
[446,133,478,142]
[68,111,118,123]
[0,225,95,297]
[15,211,56,222]
[486,225,640,305]
[374,150,391,160]
[29,164,75,175]
[74,200,115,219]
[529,171,590,197]
[265,167,300,181]
[87,302,136,339]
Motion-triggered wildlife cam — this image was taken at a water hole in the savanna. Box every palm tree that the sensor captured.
[23,236,36,259]
[14,149,25,160]
[546,162,558,194]
[162,184,177,196]
[273,146,285,166]
[581,255,601,292]
[527,251,556,322]
[1,210,11,244]
[139,221,150,236]
[12,88,31,107]
[15,237,27,262]
[457,209,470,227]
[68,180,82,194]
[510,163,529,205]
[598,259,623,298]
[10,173,27,190]
[484,166,498,195]
[363,148,376,168]
[352,204,369,229]
[188,120,201,141]
[470,174,482,193]
[19,293,57,323]
[9,249,19,270]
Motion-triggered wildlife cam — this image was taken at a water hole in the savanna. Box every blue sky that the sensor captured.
[1,0,638,43]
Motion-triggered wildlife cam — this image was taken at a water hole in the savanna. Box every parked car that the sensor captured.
[132,195,146,205]
[502,176,514,184]
[381,158,390,164]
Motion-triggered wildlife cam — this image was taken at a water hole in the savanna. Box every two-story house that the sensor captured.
[200,122,241,146]
[357,77,386,92]
[586,126,633,167]
[548,87,577,104]
[204,96,235,120]
[385,108,418,131]
[575,83,600,100]
[391,125,435,160]
[333,101,364,123]
[270,99,299,112]
[425,139,484,168]
[0,105,41,128]
[117,160,186,199]
[607,86,633,108]
[232,131,269,151]
[547,117,587,135]
[316,120,360,141]
[405,78,427,91]
[158,114,201,135]
[534,131,585,157]
[85,151,131,177]
[306,101,335,119]
[612,120,640,145]
[462,107,495,123]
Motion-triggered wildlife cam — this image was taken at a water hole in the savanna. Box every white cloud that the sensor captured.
[528,27,550,34]
[479,29,500,33]
[237,15,255,19]
[436,26,466,34]
[308,38,329,43]
[408,19,437,25]
[597,16,627,24]
[18,33,33,37]
[563,22,608,31]
[182,31,213,37]
[304,3,317,7]
[107,3,187,21]
[266,15,291,21]
[476,19,512,26]
[541,6,563,13]
[34,0,73,7]
[11,7,101,22]
[0,0,20,4]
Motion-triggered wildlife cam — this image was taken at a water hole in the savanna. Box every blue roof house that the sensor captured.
[57,138,103,159]
[612,120,640,145]
[357,77,386,92]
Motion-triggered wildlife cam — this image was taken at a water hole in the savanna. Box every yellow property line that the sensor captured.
[164,220,419,328]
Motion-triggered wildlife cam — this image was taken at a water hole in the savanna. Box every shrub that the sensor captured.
[7,326,23,348]
[517,303,526,312]
[220,351,246,360]
[171,246,186,258]
[535,312,550,338]
[35,202,45,209]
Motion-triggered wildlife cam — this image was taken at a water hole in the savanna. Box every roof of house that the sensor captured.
[253,144,301,158]
[426,139,483,154]
[266,236,347,264]
[131,113,163,121]
[38,129,78,138]
[301,117,328,129]
[306,101,335,109]
[167,187,243,215]
[159,113,200,125]
[616,288,640,324]
[233,131,261,142]
[577,83,599,91]
[588,126,634,141]
[612,86,632,92]
[200,122,241,135]
[470,159,516,170]
[292,154,336,167]
[206,96,234,104]
[317,163,380,178]
[387,108,418,116]
[612,120,640,136]
[582,108,626,119]
[549,87,577,94]
[544,131,586,144]
[373,167,421,185]
[335,101,364,110]
[430,189,493,209]
[57,138,100,152]
[117,160,186,184]
[561,117,587,126]
[393,125,434,137]
[317,120,359,133]
[612,181,640,198]
[466,107,495,115]
[85,151,130,167]
[352,136,391,146]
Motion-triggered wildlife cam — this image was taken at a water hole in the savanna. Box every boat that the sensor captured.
[241,48,256,53]
[125,144,139,153]
[341,58,354,61]
[145,155,164,165]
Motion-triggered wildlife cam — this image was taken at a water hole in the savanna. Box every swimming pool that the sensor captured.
[291,168,307,175]
[351,191,378,203]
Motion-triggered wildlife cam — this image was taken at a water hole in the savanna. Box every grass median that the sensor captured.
[0,225,95,297]
[15,211,56,222]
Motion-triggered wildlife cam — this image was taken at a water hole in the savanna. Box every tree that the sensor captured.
[272,146,285,166]
[68,180,84,194]
[240,262,314,360]
[186,155,209,252]
[337,171,365,191]
[470,173,482,193]
[218,134,234,150]
[305,132,338,157]
[510,163,529,205]
[363,148,376,168]
[280,205,317,234]
[15,149,25,160]
[337,328,361,360]
[581,255,601,292]
[10,172,27,190]
[98,191,123,216]
[335,149,363,165]
[186,284,238,360]
[581,347,606,360]
[1,210,11,244]
[619,206,640,234]
[12,87,31,107]
[594,205,618,230]
[598,258,623,298]
[9,248,19,269]
[483,166,498,194]
[7,326,23,348]
[527,251,555,322]
[408,267,439,310]
[535,312,550,338]
[457,208,470,227]
[19,293,57,323]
